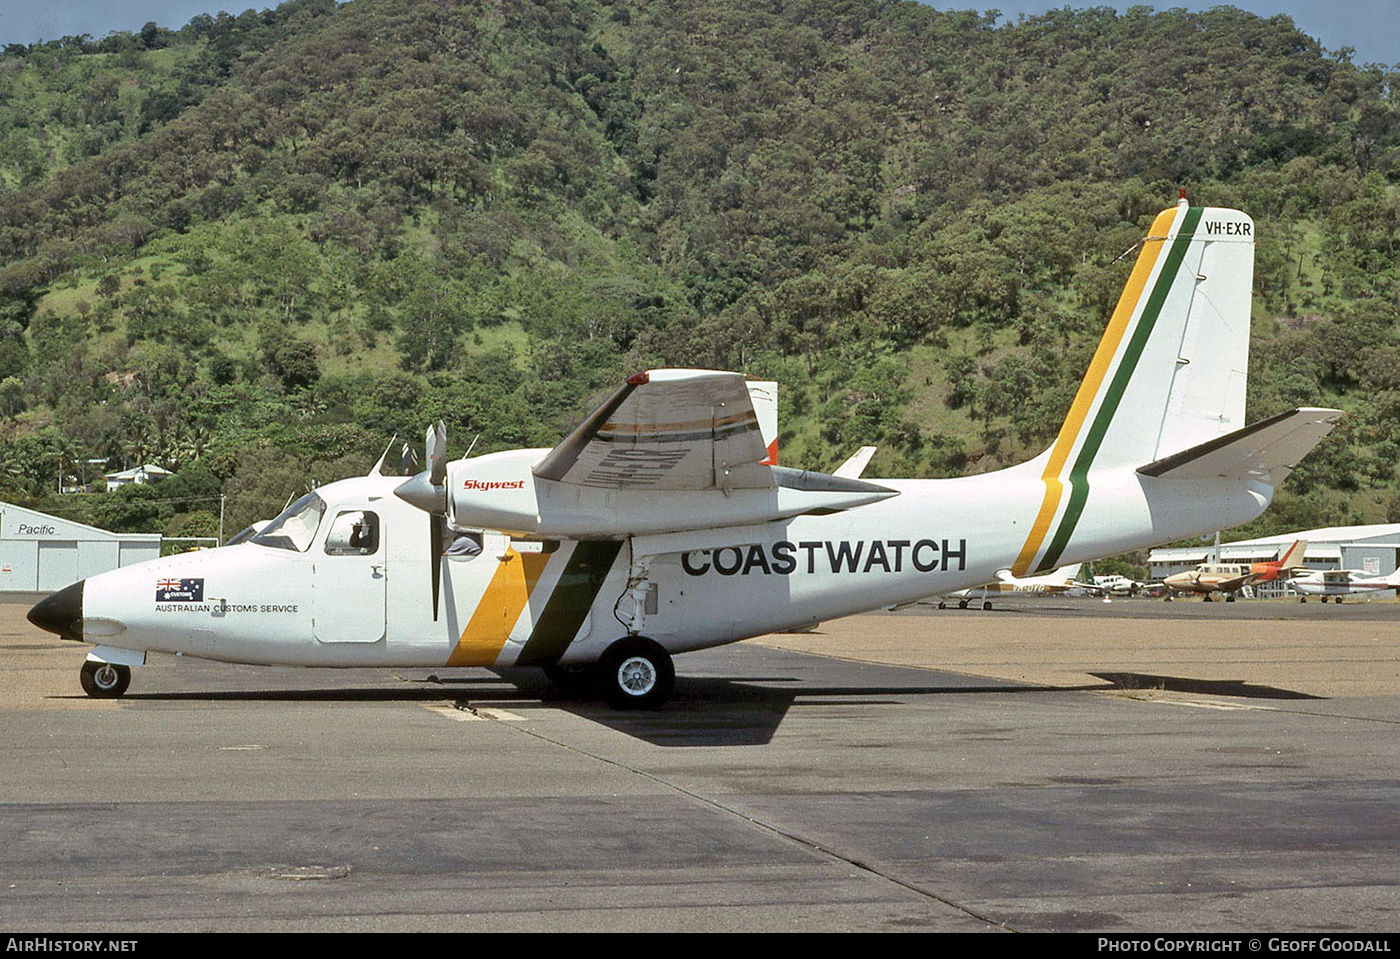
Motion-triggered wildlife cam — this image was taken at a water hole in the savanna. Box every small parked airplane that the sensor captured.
[938,564,1084,609]
[1084,573,1149,596]
[28,200,1342,707]
[1162,539,1307,601]
[1288,567,1400,603]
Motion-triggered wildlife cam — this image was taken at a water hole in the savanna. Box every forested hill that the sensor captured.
[1,0,1398,547]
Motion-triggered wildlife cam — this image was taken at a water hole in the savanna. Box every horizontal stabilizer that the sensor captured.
[1136,407,1342,484]
[833,446,877,479]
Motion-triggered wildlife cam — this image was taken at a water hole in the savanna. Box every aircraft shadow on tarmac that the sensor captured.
[413,670,1119,747]
[1089,671,1322,700]
[87,667,1319,747]
[109,670,1087,747]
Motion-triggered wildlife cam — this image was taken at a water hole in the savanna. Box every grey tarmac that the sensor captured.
[2,595,1398,932]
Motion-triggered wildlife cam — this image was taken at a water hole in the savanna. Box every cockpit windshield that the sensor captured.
[250,492,326,552]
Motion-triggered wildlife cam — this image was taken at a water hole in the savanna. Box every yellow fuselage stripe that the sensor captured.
[446,550,550,666]
[1010,206,1180,576]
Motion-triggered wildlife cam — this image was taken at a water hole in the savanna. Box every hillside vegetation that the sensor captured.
[1,0,1398,544]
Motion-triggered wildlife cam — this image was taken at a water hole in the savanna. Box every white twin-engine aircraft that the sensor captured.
[29,201,1342,708]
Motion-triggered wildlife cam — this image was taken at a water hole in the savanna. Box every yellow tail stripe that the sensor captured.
[1011,206,1180,576]
[446,551,550,666]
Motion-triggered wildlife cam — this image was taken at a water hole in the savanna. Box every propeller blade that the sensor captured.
[427,420,447,487]
[400,443,419,477]
[431,514,444,621]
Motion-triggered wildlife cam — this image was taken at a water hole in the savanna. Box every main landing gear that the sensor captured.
[544,637,676,710]
[80,660,130,698]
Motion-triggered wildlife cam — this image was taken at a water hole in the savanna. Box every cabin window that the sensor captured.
[251,493,326,552]
[324,510,380,556]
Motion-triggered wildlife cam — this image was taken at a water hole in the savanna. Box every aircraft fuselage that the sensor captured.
[42,458,1271,674]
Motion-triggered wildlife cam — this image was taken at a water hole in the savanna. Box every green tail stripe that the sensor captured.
[514,540,623,667]
[1036,206,1204,573]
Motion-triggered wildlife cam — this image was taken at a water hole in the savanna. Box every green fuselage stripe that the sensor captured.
[514,539,623,667]
[1036,206,1203,573]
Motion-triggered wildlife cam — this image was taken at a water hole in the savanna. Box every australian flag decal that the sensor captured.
[156,578,204,602]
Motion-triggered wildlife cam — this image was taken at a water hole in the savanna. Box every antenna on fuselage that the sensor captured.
[370,434,399,476]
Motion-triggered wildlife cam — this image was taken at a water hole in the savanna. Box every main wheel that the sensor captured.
[598,637,674,710]
[80,660,130,699]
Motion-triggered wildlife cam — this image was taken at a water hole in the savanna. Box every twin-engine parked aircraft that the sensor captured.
[1162,539,1307,601]
[1289,568,1400,603]
[1085,573,1149,597]
[29,201,1343,708]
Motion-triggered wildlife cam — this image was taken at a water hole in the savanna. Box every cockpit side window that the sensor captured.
[251,492,326,552]
[324,510,380,556]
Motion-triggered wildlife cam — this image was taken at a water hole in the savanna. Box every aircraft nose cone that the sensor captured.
[28,580,84,641]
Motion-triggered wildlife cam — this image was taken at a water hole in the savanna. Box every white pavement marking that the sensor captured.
[1146,698,1277,711]
[421,704,527,722]
[421,704,486,722]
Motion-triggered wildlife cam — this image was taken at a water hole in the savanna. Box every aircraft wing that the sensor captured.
[533,369,773,491]
[1137,407,1342,484]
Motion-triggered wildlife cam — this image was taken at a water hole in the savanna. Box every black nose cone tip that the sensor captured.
[28,580,84,641]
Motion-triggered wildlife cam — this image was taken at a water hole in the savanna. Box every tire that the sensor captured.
[598,637,674,710]
[80,661,130,699]
[981,601,992,610]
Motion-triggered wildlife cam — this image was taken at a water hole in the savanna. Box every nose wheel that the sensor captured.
[80,661,130,699]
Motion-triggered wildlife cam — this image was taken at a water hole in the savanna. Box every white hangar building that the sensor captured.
[0,502,161,593]
[1148,523,1400,597]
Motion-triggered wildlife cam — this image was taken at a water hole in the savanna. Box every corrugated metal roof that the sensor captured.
[0,501,161,542]
[1147,524,1394,566]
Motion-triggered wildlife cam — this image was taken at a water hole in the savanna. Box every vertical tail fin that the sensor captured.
[1276,539,1307,571]
[747,380,778,465]
[1013,200,1255,575]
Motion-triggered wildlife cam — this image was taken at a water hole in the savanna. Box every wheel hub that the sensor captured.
[94,664,120,689]
[617,656,657,696]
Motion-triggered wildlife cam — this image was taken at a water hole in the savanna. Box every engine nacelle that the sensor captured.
[437,449,899,539]
[445,449,548,535]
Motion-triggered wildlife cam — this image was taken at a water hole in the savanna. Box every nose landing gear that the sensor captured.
[80,660,130,698]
